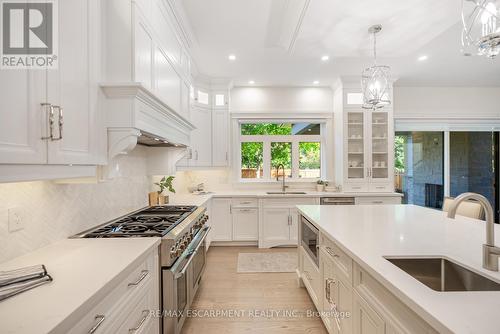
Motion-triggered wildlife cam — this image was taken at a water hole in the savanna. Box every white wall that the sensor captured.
[394,87,500,119]
[0,147,150,263]
[230,87,333,113]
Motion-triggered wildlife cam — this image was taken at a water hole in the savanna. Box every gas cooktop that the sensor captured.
[80,205,197,238]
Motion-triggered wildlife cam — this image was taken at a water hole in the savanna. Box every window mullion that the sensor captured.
[292,140,300,180]
[263,140,271,180]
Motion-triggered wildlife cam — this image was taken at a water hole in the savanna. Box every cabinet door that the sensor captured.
[211,199,232,241]
[212,109,229,167]
[262,208,291,247]
[289,208,300,244]
[189,106,212,167]
[0,69,46,164]
[368,111,391,184]
[47,0,104,165]
[232,208,258,241]
[353,291,385,334]
[346,111,367,183]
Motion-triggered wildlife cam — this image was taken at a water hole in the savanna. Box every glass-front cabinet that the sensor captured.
[338,87,394,193]
[347,111,366,180]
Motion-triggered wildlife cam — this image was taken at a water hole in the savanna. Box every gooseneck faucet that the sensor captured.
[447,192,500,271]
[276,164,287,193]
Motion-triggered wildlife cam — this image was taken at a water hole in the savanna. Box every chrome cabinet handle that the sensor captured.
[225,151,228,161]
[41,103,54,140]
[195,150,199,160]
[128,310,149,333]
[240,201,252,205]
[128,270,148,287]
[325,278,341,331]
[52,106,63,140]
[88,315,105,334]
[372,201,383,204]
[325,246,340,258]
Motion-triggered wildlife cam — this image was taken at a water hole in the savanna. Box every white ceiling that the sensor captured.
[181,0,500,86]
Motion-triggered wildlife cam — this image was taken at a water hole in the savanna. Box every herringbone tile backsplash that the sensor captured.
[0,147,150,263]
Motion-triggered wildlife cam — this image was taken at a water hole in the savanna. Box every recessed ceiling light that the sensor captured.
[228,54,236,61]
[321,55,329,61]
[248,80,255,85]
[313,80,320,85]
[417,55,428,61]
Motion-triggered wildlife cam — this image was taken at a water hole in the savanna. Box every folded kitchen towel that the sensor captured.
[0,264,47,287]
[0,274,52,301]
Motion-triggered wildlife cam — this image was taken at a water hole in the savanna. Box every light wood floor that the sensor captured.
[181,246,327,334]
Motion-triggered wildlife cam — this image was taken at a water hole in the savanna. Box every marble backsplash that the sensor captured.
[0,147,150,263]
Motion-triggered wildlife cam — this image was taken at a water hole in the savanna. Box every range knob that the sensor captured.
[170,246,176,258]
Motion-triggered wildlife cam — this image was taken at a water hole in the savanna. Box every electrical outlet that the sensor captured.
[8,207,26,232]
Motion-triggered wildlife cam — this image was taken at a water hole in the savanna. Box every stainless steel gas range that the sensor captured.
[72,205,210,334]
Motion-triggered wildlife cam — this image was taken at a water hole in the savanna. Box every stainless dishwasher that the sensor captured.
[320,197,355,205]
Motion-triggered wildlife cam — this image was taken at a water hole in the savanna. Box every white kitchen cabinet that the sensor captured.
[212,109,229,167]
[134,17,153,90]
[261,207,292,246]
[211,198,232,241]
[0,69,46,164]
[321,248,353,334]
[0,0,104,171]
[189,106,213,167]
[232,207,259,241]
[299,245,320,309]
[334,83,394,193]
[68,248,159,334]
[260,198,318,248]
[353,291,385,334]
[47,0,104,165]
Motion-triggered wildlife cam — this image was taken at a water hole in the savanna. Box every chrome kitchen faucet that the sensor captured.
[447,192,500,271]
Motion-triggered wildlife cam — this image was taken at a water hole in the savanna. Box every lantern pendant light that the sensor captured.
[461,0,500,58]
[361,24,391,110]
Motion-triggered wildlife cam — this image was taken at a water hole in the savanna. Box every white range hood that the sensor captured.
[101,83,195,178]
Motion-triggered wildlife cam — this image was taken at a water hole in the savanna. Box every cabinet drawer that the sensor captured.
[231,197,258,208]
[344,183,369,193]
[115,281,159,334]
[354,264,436,334]
[320,234,352,284]
[300,246,320,308]
[68,250,158,334]
[369,183,394,193]
[355,197,401,205]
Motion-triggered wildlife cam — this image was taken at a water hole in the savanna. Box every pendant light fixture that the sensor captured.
[361,24,391,110]
[461,0,500,58]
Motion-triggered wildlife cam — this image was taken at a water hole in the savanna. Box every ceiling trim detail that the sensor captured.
[265,0,311,53]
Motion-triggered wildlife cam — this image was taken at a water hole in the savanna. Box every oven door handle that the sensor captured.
[174,226,210,279]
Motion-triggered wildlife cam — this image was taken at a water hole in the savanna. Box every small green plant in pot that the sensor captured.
[149,176,176,205]
[316,180,327,192]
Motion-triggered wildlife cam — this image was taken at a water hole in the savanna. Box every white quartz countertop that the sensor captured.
[0,238,160,334]
[297,204,500,334]
[168,190,402,206]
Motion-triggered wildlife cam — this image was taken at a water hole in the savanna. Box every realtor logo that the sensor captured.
[1,0,58,69]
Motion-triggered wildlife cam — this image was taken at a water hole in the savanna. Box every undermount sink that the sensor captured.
[266,191,307,195]
[385,257,500,292]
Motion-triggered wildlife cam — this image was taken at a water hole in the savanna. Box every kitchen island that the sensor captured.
[297,204,500,334]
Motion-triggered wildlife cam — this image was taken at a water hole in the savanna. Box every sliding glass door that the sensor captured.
[450,132,498,219]
[395,132,444,207]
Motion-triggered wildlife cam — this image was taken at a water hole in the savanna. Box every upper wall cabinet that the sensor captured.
[0,0,105,182]
[177,89,230,169]
[334,84,395,193]
[105,0,192,120]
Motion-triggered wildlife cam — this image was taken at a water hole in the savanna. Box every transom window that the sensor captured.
[239,122,323,181]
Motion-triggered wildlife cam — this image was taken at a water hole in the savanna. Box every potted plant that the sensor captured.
[316,180,327,192]
[149,176,176,205]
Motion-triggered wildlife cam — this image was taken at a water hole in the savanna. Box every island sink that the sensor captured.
[385,257,500,292]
